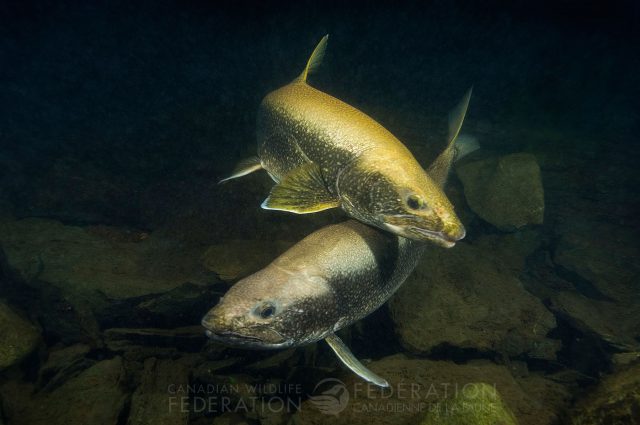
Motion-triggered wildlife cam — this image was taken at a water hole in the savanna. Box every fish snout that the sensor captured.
[445,222,466,242]
[433,206,465,244]
[201,308,229,333]
[201,312,216,331]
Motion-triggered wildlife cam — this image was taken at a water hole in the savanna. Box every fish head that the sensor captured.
[339,164,465,247]
[201,266,337,349]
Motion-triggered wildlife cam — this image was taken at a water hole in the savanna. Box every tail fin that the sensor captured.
[454,133,480,161]
[427,87,473,188]
[297,35,329,83]
[448,87,473,146]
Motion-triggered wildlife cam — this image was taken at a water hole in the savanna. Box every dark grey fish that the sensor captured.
[202,219,424,387]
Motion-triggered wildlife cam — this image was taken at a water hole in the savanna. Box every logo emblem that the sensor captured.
[308,378,349,415]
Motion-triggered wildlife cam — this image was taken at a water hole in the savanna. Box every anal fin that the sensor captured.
[325,333,389,388]
[261,162,340,214]
[219,156,263,184]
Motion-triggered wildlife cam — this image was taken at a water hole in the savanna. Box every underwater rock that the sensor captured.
[568,362,640,425]
[127,357,190,425]
[255,395,294,425]
[546,292,640,351]
[245,349,299,371]
[10,357,128,425]
[190,373,262,421]
[514,373,572,424]
[104,326,206,354]
[292,354,566,425]
[210,412,254,425]
[0,218,219,338]
[192,357,242,378]
[37,343,93,391]
[35,284,102,346]
[98,281,225,329]
[456,153,544,231]
[473,230,542,274]
[419,382,518,425]
[202,239,293,282]
[527,338,563,362]
[613,352,640,368]
[0,217,212,300]
[523,231,640,352]
[0,379,34,424]
[553,221,639,303]
[0,301,40,370]
[389,242,556,358]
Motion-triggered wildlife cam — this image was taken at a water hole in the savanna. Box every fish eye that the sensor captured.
[406,194,426,210]
[255,302,277,319]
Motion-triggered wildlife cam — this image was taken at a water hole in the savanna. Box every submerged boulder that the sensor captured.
[10,357,128,425]
[389,242,556,358]
[104,326,205,357]
[202,239,293,282]
[420,382,518,425]
[456,153,544,231]
[292,354,567,425]
[568,362,640,425]
[473,230,542,274]
[553,221,639,303]
[37,344,93,391]
[127,357,190,425]
[0,218,219,336]
[0,301,40,370]
[0,218,211,301]
[525,220,640,351]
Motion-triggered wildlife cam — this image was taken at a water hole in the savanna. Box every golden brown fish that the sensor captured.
[222,35,471,247]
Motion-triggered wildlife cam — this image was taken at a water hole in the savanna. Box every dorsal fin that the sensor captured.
[297,35,329,83]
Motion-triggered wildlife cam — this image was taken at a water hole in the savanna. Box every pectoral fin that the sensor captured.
[261,162,340,214]
[219,157,263,183]
[427,87,473,188]
[325,333,390,388]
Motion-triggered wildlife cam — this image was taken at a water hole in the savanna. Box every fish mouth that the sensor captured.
[202,319,291,349]
[382,221,462,247]
[409,227,460,248]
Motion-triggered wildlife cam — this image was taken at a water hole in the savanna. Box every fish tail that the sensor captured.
[427,88,473,188]
[455,133,480,160]
[297,34,329,83]
[448,87,473,146]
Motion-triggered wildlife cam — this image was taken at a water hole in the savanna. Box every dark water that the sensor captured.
[0,1,639,424]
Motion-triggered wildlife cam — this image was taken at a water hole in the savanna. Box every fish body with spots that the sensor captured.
[202,219,425,386]
[222,35,471,248]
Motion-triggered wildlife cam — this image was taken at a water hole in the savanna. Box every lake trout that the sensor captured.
[202,219,424,387]
[221,35,472,248]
